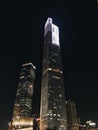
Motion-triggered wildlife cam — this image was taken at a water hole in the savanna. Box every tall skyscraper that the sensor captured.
[66,100,79,130]
[9,62,36,130]
[40,18,68,130]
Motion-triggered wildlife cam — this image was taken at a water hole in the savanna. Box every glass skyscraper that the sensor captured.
[66,100,79,130]
[9,62,36,130]
[40,18,68,130]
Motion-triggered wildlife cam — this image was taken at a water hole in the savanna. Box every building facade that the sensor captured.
[40,18,68,130]
[9,62,36,130]
[66,100,79,130]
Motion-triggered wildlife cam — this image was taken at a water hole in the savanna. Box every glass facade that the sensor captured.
[40,18,68,130]
[10,62,35,129]
[15,63,35,117]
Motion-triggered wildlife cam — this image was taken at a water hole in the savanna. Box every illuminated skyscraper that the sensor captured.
[66,100,79,130]
[9,62,36,130]
[40,18,68,130]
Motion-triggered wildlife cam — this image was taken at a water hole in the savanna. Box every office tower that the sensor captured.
[40,18,68,130]
[66,100,79,130]
[9,62,36,130]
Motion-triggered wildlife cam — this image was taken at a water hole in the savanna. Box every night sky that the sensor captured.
[0,1,97,130]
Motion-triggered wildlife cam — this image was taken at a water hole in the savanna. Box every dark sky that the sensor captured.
[0,0,97,130]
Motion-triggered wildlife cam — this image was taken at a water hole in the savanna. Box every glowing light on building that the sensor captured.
[36,118,40,121]
[85,120,96,127]
[52,24,59,46]
[44,17,60,46]
[12,117,33,126]
[22,62,36,69]
[89,122,96,126]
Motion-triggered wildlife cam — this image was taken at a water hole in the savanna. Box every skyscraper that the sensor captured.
[9,62,36,130]
[66,100,79,130]
[40,18,68,130]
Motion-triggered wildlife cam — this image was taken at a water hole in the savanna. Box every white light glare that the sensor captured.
[52,24,59,46]
[89,122,96,126]
[44,17,60,46]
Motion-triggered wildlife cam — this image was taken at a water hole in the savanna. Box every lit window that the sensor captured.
[53,68,59,72]
[53,114,56,116]
[19,76,24,79]
[52,75,60,79]
[54,106,57,109]
[59,94,62,97]
[60,71,63,74]
[29,85,32,88]
[57,114,60,117]
[43,67,52,74]
[48,68,52,71]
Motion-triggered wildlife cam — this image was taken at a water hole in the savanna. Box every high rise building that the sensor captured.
[40,18,68,130]
[66,100,79,130]
[9,62,36,130]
